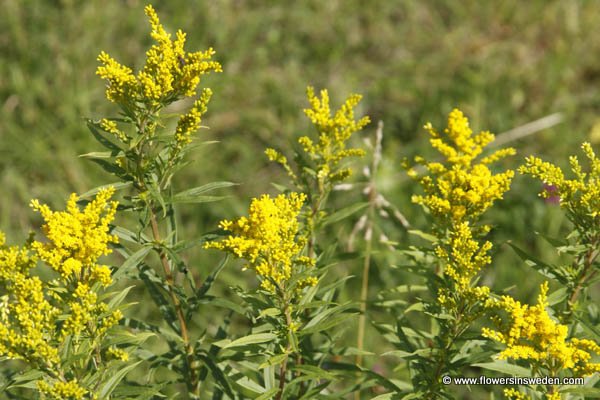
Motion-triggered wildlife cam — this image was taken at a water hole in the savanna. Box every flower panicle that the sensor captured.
[96,5,221,106]
[483,282,600,376]
[205,192,317,293]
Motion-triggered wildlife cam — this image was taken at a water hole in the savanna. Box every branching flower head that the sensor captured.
[205,192,316,292]
[410,108,515,226]
[266,87,369,189]
[96,5,221,106]
[483,282,600,376]
[30,187,118,285]
[519,142,600,233]
[0,239,60,367]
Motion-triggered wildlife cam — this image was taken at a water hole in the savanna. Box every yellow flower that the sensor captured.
[205,193,316,292]
[30,188,118,284]
[0,241,60,366]
[267,87,369,188]
[37,379,87,400]
[0,190,122,372]
[411,109,515,225]
[503,388,531,400]
[97,5,221,105]
[173,88,212,150]
[411,109,513,308]
[483,282,600,375]
[520,142,600,224]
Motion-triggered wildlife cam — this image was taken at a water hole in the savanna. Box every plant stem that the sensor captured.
[149,211,198,398]
[276,300,293,400]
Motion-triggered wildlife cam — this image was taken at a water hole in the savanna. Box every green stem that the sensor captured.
[149,211,198,398]
[276,296,293,400]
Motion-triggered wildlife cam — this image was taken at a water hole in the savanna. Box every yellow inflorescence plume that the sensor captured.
[205,192,316,292]
[483,282,600,376]
[96,5,221,105]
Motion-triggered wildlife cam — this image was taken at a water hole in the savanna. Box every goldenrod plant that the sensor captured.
[4,3,600,400]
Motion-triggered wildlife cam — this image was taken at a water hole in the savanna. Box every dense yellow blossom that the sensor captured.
[519,142,600,224]
[411,109,515,225]
[37,379,87,400]
[97,5,221,106]
[31,188,118,284]
[205,193,316,292]
[0,241,60,366]
[483,282,600,375]
[266,87,369,186]
[503,388,531,400]
[410,109,514,307]
[100,118,128,143]
[0,189,122,385]
[173,88,212,150]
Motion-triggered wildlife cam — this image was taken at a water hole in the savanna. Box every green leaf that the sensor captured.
[258,353,288,369]
[79,182,132,198]
[508,243,568,285]
[79,150,116,159]
[86,119,125,152]
[112,226,151,244]
[408,230,438,243]
[106,285,135,309]
[215,333,278,349]
[301,310,356,335]
[196,255,229,299]
[473,361,531,377]
[98,361,142,399]
[112,246,152,281]
[320,202,369,227]
[138,265,179,333]
[112,382,167,399]
[370,394,394,400]
[88,158,127,177]
[255,388,279,400]
[561,387,600,397]
[196,351,235,399]
[320,202,369,228]
[172,182,236,203]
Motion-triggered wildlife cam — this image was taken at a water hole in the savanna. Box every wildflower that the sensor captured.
[519,142,600,227]
[97,5,221,106]
[410,109,514,306]
[266,87,369,189]
[483,282,600,375]
[411,109,515,226]
[30,187,118,284]
[173,88,212,150]
[0,241,60,366]
[0,190,121,371]
[503,388,531,400]
[37,379,87,400]
[205,193,316,292]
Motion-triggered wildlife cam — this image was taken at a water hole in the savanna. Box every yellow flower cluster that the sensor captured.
[0,241,60,366]
[96,5,221,105]
[519,142,600,223]
[0,190,123,375]
[173,87,212,150]
[205,193,316,292]
[483,282,600,376]
[266,87,369,186]
[411,109,515,225]
[37,379,87,400]
[31,188,118,285]
[410,109,514,307]
[435,221,492,305]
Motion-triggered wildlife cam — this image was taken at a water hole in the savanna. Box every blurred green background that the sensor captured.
[2,0,600,397]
